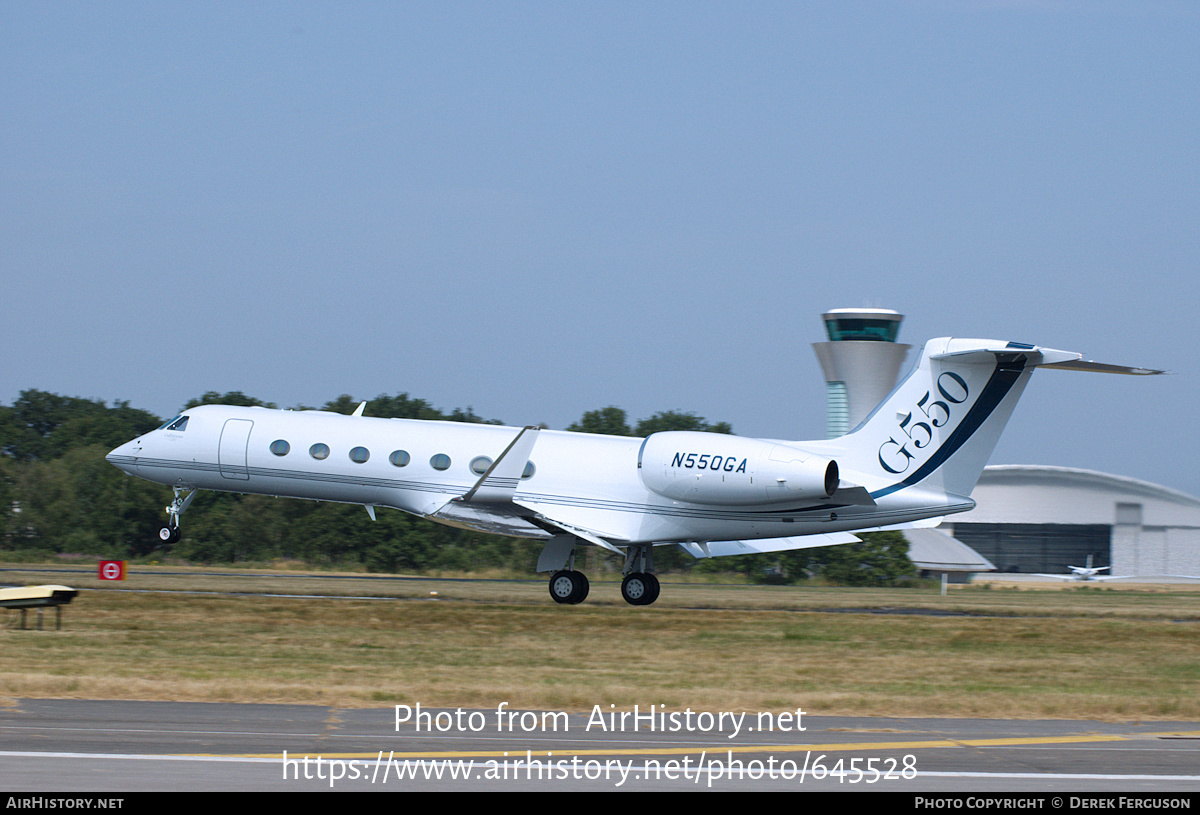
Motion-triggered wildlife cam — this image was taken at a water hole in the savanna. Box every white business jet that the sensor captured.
[107,338,1160,605]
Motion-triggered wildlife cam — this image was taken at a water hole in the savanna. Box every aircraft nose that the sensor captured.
[106,439,141,473]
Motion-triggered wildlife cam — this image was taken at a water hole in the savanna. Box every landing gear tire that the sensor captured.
[158,525,180,544]
[548,570,589,605]
[621,572,660,606]
[572,571,589,604]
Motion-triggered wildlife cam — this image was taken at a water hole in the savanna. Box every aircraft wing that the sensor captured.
[678,532,861,559]
[430,424,629,551]
[428,499,551,538]
[526,513,626,555]
[428,500,630,552]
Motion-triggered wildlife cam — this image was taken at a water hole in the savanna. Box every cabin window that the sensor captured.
[349,446,370,464]
[310,443,330,460]
[269,439,290,457]
[389,450,411,467]
[430,454,451,471]
[469,456,492,475]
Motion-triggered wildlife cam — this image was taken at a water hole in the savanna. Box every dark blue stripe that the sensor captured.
[871,354,1029,500]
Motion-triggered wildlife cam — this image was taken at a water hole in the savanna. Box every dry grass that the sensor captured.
[3,565,1200,721]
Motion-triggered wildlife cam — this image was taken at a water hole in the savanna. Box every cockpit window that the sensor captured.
[162,416,189,432]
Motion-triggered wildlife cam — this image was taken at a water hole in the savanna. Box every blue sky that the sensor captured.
[2,2,1196,493]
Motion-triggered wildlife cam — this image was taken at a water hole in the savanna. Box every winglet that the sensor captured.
[457,426,540,503]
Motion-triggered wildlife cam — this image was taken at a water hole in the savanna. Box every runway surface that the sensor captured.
[2,699,1199,792]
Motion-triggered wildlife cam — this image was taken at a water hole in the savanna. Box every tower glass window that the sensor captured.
[824,317,901,342]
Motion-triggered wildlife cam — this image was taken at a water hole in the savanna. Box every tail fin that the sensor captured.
[827,338,1160,501]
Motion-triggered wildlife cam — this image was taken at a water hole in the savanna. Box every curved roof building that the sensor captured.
[946,466,1200,577]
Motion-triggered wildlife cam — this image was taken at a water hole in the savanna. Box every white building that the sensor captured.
[945,466,1200,577]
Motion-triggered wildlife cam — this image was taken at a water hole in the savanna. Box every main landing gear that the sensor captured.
[548,569,589,605]
[541,538,661,606]
[620,544,659,606]
[621,571,660,606]
[158,487,196,545]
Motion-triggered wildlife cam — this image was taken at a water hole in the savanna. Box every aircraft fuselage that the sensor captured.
[106,404,963,547]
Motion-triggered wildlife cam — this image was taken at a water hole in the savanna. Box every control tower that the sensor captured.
[812,308,911,438]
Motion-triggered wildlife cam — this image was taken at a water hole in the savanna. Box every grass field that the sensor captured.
[3,564,1200,721]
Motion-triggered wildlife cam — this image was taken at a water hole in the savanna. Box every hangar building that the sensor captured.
[945,465,1200,577]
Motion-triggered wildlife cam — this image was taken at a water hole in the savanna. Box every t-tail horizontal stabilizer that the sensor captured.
[1039,360,1165,376]
[931,343,1165,375]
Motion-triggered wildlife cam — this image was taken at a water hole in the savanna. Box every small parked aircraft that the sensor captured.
[1035,555,1123,581]
[107,338,1160,605]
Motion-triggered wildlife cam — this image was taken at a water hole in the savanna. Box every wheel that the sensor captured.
[571,571,590,604]
[621,572,649,605]
[622,572,661,606]
[549,570,586,605]
[549,571,574,603]
[159,525,176,543]
[641,572,660,605]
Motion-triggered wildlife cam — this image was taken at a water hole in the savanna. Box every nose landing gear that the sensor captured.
[158,487,196,545]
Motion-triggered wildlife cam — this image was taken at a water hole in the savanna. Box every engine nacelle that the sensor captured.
[637,431,839,506]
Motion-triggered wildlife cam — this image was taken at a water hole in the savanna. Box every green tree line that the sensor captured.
[0,391,913,584]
